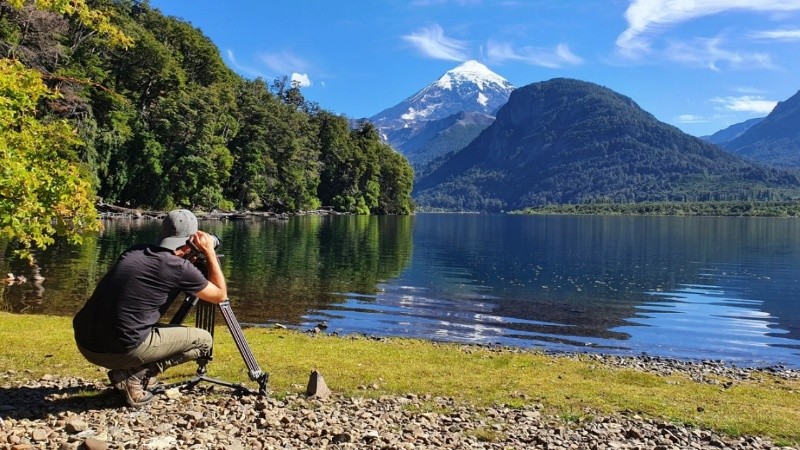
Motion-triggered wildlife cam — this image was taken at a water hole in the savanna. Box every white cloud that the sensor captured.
[732,86,768,95]
[258,51,311,75]
[486,41,583,68]
[618,0,800,57]
[664,37,774,70]
[677,114,709,123]
[711,95,778,114]
[291,73,312,88]
[402,24,470,61]
[749,28,800,41]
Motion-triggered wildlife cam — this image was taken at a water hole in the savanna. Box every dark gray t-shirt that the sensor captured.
[73,244,209,353]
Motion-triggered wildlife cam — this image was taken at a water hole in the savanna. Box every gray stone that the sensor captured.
[305,369,332,400]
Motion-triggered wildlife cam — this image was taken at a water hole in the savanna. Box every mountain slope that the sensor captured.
[369,60,514,168]
[414,78,800,212]
[702,117,764,146]
[399,111,495,169]
[724,90,800,167]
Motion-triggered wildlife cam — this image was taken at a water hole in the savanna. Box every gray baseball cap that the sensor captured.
[158,209,198,250]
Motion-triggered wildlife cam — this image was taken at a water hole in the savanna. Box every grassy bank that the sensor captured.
[1,312,799,445]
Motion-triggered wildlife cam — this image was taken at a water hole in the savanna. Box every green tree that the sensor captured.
[376,145,415,214]
[226,78,276,209]
[6,0,131,48]
[0,59,100,261]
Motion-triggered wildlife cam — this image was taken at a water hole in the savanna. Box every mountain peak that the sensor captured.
[369,61,516,166]
[371,60,515,127]
[436,60,512,91]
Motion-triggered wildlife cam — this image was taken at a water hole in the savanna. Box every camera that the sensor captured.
[185,234,221,275]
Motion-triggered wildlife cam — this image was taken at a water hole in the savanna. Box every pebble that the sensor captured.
[0,354,798,450]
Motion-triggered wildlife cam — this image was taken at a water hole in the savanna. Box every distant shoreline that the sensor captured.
[513,200,800,217]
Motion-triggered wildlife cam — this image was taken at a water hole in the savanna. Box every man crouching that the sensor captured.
[73,209,227,407]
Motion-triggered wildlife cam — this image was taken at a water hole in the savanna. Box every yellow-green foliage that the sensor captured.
[1,313,798,444]
[0,59,101,261]
[6,0,131,48]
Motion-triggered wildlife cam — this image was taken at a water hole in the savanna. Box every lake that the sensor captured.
[2,214,799,368]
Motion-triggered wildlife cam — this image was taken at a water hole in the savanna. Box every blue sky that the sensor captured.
[148,0,800,137]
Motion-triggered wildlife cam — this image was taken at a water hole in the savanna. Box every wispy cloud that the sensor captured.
[749,28,800,41]
[258,51,311,76]
[291,73,312,88]
[664,37,774,70]
[485,41,583,68]
[711,95,778,114]
[677,114,710,123]
[617,0,800,58]
[402,24,470,61]
[732,86,768,95]
[225,49,266,79]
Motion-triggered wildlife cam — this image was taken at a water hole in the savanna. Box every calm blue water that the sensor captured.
[2,214,798,368]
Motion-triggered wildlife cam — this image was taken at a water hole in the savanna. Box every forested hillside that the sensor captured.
[414,78,800,212]
[0,1,413,216]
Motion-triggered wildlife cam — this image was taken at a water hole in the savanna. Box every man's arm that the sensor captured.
[190,231,228,303]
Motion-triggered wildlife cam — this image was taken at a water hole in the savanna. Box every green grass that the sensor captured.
[2,312,799,444]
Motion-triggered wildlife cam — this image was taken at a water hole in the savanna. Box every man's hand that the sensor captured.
[188,231,217,257]
[189,231,227,303]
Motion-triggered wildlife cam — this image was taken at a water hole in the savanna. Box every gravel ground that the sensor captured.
[1,355,798,450]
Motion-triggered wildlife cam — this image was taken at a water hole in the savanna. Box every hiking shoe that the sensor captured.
[111,369,154,407]
[142,373,163,391]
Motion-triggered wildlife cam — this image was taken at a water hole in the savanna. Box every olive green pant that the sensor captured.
[77,324,212,375]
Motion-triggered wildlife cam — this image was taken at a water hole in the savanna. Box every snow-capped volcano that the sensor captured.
[370,60,515,150]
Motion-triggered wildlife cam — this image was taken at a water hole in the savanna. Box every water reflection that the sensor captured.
[305,215,800,367]
[1,214,799,367]
[616,284,800,367]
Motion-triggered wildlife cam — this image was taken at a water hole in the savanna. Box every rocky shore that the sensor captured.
[1,354,798,450]
[95,202,348,222]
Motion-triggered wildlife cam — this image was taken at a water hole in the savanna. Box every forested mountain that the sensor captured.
[702,117,763,146]
[0,1,413,215]
[723,90,800,168]
[414,78,800,212]
[370,60,513,170]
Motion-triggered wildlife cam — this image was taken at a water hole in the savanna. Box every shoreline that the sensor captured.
[95,202,350,221]
[372,337,800,381]
[1,314,799,448]
[1,370,797,450]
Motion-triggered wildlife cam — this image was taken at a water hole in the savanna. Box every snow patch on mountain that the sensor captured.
[444,60,510,90]
[477,92,489,106]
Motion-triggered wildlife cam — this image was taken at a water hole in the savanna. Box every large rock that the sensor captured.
[305,369,331,400]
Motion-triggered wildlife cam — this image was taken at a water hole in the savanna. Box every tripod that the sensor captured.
[158,293,269,396]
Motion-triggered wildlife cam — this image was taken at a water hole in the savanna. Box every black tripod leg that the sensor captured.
[218,300,269,395]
